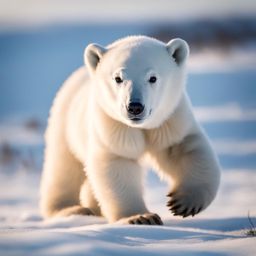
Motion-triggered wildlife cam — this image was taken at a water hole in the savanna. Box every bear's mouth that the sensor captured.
[131,117,141,121]
[130,117,142,122]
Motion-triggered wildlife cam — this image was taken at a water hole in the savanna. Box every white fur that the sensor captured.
[40,36,221,223]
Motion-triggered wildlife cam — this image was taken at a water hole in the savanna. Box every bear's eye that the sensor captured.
[114,76,123,84]
[149,76,157,83]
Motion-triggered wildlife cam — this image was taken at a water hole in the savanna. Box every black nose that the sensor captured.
[127,102,144,115]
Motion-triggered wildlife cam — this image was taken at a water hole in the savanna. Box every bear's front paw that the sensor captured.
[121,213,163,225]
[167,186,208,218]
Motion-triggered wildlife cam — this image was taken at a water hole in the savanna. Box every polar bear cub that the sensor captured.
[40,35,220,225]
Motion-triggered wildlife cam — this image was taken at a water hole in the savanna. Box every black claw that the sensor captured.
[183,211,192,218]
[191,208,196,217]
[154,214,161,219]
[167,192,175,197]
[137,219,142,224]
[197,206,202,214]
[170,204,181,212]
[180,208,188,217]
[140,216,151,225]
[167,199,177,207]
[153,216,163,225]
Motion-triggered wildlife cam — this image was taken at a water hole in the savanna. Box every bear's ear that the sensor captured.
[84,43,106,72]
[166,38,189,66]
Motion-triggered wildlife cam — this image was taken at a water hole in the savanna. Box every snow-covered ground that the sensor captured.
[1,70,256,256]
[0,140,255,255]
[0,16,256,255]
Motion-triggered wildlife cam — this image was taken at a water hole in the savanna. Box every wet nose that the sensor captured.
[127,102,144,115]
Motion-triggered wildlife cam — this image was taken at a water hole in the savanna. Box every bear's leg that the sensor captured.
[87,154,163,225]
[150,132,220,218]
[80,179,101,216]
[40,143,95,218]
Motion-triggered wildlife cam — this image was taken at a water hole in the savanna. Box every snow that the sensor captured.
[0,169,255,256]
[188,47,256,73]
[0,123,255,255]
[0,16,256,256]
[0,124,43,145]
[194,103,256,123]
[212,140,256,155]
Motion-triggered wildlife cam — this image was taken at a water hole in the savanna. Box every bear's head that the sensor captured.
[85,36,189,129]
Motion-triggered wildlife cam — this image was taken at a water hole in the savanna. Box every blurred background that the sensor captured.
[0,0,256,221]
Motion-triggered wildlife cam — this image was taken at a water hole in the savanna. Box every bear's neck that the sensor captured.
[93,94,195,155]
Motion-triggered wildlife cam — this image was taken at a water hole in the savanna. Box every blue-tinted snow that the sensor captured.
[0,22,255,256]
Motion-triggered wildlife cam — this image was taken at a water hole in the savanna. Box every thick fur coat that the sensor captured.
[40,36,220,224]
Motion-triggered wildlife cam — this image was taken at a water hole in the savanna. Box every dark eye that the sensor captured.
[115,76,123,84]
[149,76,157,83]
